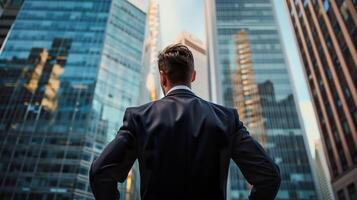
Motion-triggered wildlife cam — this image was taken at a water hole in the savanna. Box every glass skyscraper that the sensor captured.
[0,0,146,199]
[205,0,319,199]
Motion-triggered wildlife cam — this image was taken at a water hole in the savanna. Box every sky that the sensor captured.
[151,0,320,155]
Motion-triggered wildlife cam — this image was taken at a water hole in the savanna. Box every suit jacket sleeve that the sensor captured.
[231,109,281,200]
[89,108,138,200]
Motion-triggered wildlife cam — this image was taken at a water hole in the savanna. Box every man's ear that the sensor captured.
[191,70,196,83]
[160,70,167,86]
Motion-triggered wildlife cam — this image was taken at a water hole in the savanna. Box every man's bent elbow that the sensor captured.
[274,173,281,188]
[272,163,282,191]
[89,161,100,185]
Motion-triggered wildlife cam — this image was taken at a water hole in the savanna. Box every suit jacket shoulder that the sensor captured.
[206,101,238,124]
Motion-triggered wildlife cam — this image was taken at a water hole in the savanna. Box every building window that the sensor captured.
[340,3,350,21]
[353,29,357,50]
[332,55,342,71]
[326,37,333,50]
[336,0,345,6]
[340,2,355,33]
[332,127,340,142]
[319,16,328,36]
[342,47,355,79]
[344,87,351,99]
[339,147,348,171]
[76,181,86,190]
[323,0,330,11]
[325,67,333,80]
[337,189,346,200]
[326,104,333,119]
[298,10,302,18]
[342,121,350,134]
[334,95,342,108]
[303,0,308,6]
[347,183,357,200]
[328,10,341,36]
[325,133,332,150]
[342,119,357,163]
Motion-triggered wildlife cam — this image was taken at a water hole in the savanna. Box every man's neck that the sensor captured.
[166,84,191,96]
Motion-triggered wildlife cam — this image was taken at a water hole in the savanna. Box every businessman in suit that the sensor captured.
[89,44,281,200]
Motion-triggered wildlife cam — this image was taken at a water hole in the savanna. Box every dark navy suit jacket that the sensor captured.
[90,89,281,200]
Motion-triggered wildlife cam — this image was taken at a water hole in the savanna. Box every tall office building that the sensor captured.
[285,1,357,199]
[0,0,146,199]
[0,0,24,49]
[141,0,162,102]
[176,32,210,100]
[205,0,319,199]
[315,140,335,200]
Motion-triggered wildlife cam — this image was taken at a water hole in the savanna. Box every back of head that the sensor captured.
[158,43,195,85]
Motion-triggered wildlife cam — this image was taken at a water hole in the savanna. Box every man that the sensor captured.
[89,44,281,200]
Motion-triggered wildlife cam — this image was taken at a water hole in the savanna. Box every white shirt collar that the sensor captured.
[166,85,192,96]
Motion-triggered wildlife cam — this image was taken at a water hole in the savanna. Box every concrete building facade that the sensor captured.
[285,1,357,199]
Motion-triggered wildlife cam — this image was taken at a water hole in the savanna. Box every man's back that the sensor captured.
[132,89,234,199]
[90,89,281,200]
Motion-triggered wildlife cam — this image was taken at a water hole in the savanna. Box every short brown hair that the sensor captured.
[158,43,194,84]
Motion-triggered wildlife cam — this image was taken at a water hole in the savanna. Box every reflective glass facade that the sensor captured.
[206,0,318,199]
[0,0,24,48]
[0,0,146,199]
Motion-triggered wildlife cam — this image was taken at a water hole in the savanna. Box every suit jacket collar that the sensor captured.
[166,85,191,95]
[164,88,196,97]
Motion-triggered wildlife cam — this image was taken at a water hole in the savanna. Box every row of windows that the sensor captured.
[18,11,109,22]
[337,182,357,200]
[23,1,111,12]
